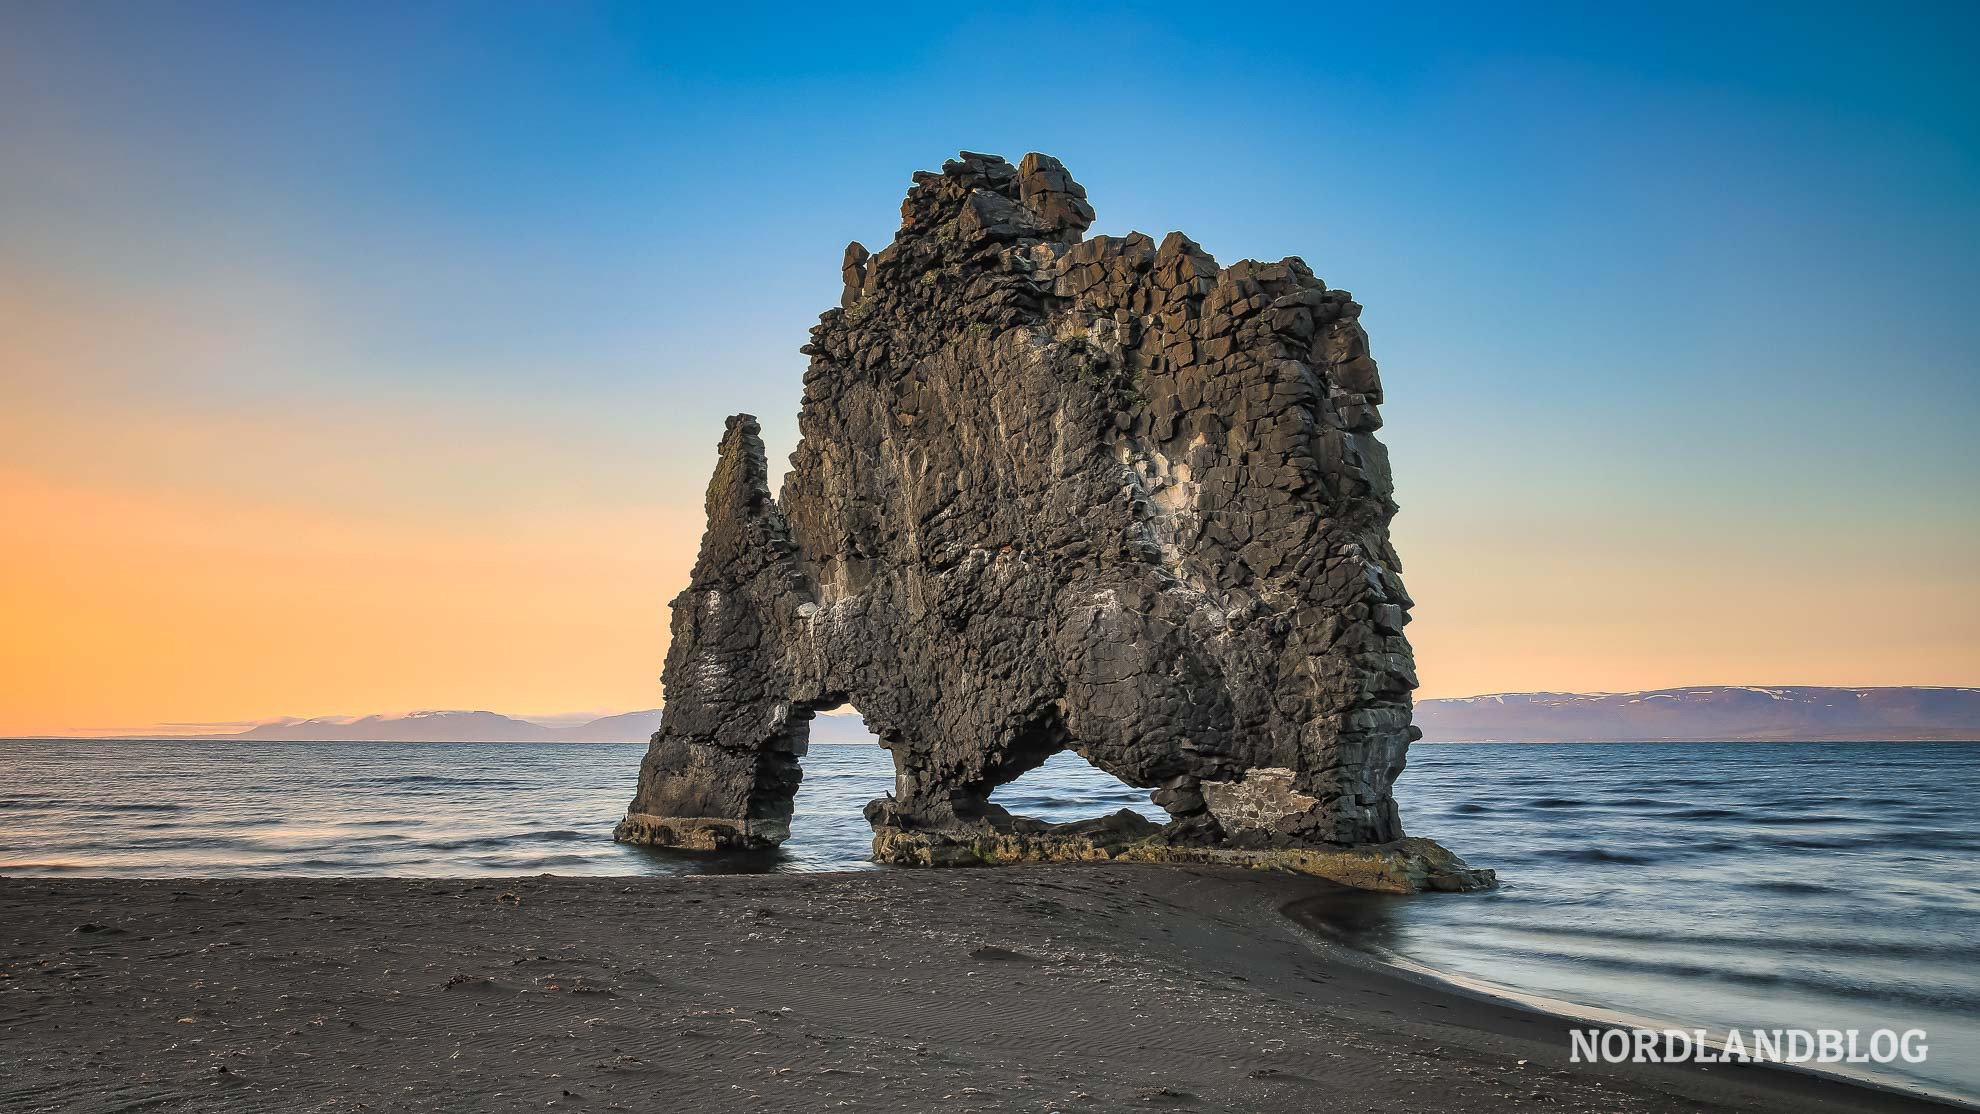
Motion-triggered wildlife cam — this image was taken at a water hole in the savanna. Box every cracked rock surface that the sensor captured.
[618,152,1488,892]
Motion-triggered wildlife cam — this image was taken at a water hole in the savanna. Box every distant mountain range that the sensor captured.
[223,707,876,744]
[234,710,586,742]
[193,686,1980,744]
[1413,686,1980,742]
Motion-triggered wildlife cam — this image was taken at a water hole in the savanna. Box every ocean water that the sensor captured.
[3,738,1976,1101]
[1345,741,1980,1102]
[0,738,1160,877]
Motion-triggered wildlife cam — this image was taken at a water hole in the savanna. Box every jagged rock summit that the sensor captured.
[618,152,1491,893]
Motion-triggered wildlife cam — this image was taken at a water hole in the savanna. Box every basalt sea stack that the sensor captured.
[618,152,1490,893]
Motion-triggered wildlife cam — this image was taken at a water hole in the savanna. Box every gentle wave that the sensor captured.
[2,737,1976,1102]
[1356,740,1980,1104]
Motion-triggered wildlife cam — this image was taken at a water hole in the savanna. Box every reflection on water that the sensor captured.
[1304,741,1980,1103]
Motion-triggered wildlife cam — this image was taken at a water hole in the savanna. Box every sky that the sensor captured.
[2,1,1976,736]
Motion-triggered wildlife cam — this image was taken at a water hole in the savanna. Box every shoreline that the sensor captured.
[1284,895,1972,1110]
[2,865,1970,1112]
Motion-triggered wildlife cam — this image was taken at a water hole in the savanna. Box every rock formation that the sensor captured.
[617,152,1491,893]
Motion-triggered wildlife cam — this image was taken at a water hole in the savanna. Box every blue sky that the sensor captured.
[2,1,1976,730]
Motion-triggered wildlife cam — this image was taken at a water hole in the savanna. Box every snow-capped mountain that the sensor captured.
[1413,686,1980,742]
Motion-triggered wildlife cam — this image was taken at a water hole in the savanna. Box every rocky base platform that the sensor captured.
[871,819,1496,894]
[612,811,788,851]
[620,802,1494,893]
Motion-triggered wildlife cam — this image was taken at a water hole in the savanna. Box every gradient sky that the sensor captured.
[3,2,1977,736]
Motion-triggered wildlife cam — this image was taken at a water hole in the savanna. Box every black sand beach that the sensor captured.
[0,865,1962,1113]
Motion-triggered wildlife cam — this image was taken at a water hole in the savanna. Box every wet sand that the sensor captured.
[0,865,1964,1112]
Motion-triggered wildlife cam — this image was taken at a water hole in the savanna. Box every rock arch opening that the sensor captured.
[769,703,900,865]
[989,751,1168,829]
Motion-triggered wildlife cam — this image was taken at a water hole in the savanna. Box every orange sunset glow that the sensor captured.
[2,4,1974,738]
